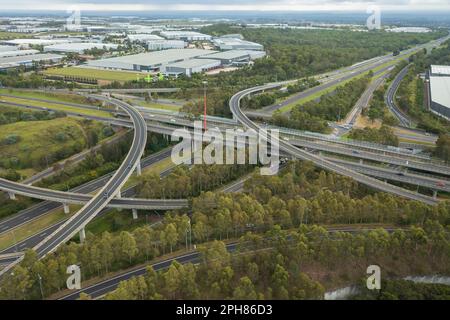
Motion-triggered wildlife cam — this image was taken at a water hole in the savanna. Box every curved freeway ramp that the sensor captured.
[230,84,438,206]
[385,65,413,127]
[0,96,148,276]
[0,178,187,210]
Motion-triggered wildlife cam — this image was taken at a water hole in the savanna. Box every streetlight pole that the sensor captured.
[37,273,44,299]
[203,80,208,131]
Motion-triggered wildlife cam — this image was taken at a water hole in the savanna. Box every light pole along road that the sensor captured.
[229,84,438,206]
[0,95,148,276]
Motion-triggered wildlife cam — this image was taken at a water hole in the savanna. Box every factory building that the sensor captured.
[0,49,39,58]
[164,58,221,77]
[147,40,186,51]
[212,37,264,51]
[86,48,217,72]
[428,65,450,120]
[160,31,212,41]
[199,50,266,66]
[0,53,63,71]
[2,39,71,48]
[0,45,18,52]
[43,42,118,54]
[127,34,163,42]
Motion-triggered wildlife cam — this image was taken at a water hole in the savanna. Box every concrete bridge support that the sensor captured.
[136,160,142,176]
[433,190,438,199]
[63,203,70,214]
[132,209,138,220]
[7,192,16,200]
[79,228,86,243]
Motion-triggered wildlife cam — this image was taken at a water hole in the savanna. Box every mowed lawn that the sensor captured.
[0,88,94,105]
[0,95,111,118]
[0,118,87,170]
[44,67,146,82]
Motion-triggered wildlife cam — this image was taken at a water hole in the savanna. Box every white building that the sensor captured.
[160,31,212,41]
[147,40,186,51]
[212,37,264,51]
[127,34,163,42]
[428,65,450,120]
[164,58,221,77]
[43,42,118,54]
[0,45,18,52]
[0,53,63,70]
[2,39,71,48]
[86,48,217,72]
[0,49,39,58]
[199,50,263,65]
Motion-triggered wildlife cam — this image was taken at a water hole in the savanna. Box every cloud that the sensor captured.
[1,0,450,11]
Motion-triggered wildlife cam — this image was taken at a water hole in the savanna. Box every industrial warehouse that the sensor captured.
[428,65,450,120]
[83,47,265,76]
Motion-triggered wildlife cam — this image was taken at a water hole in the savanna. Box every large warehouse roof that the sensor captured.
[127,34,163,41]
[430,76,450,108]
[87,48,216,70]
[201,50,251,60]
[3,39,71,46]
[0,49,39,58]
[43,42,118,53]
[431,65,450,76]
[166,58,220,69]
[0,53,63,68]
[0,45,18,52]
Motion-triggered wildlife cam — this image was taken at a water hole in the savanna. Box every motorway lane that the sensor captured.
[0,177,187,210]
[0,162,177,258]
[288,138,450,176]
[0,148,174,237]
[230,84,438,205]
[3,92,441,166]
[32,96,148,259]
[385,65,413,127]
[248,35,449,117]
[0,96,148,277]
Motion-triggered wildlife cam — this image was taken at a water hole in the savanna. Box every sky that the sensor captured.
[1,0,450,12]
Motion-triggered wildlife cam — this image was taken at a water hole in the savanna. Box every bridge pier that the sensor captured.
[136,160,142,176]
[433,190,438,199]
[63,203,70,214]
[79,228,86,243]
[116,190,121,198]
[359,159,363,164]
[132,209,138,220]
[7,192,16,200]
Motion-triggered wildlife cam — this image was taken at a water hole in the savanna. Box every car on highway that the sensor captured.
[103,191,109,199]
[352,150,360,155]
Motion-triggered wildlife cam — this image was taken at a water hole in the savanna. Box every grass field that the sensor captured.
[0,88,95,105]
[44,67,147,82]
[134,100,182,112]
[0,95,111,118]
[0,32,31,40]
[0,117,88,170]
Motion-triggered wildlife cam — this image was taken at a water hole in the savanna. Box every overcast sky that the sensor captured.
[1,0,450,11]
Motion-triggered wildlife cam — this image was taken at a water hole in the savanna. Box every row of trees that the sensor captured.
[348,126,399,146]
[137,163,255,199]
[271,76,371,133]
[1,158,450,299]
[104,220,450,300]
